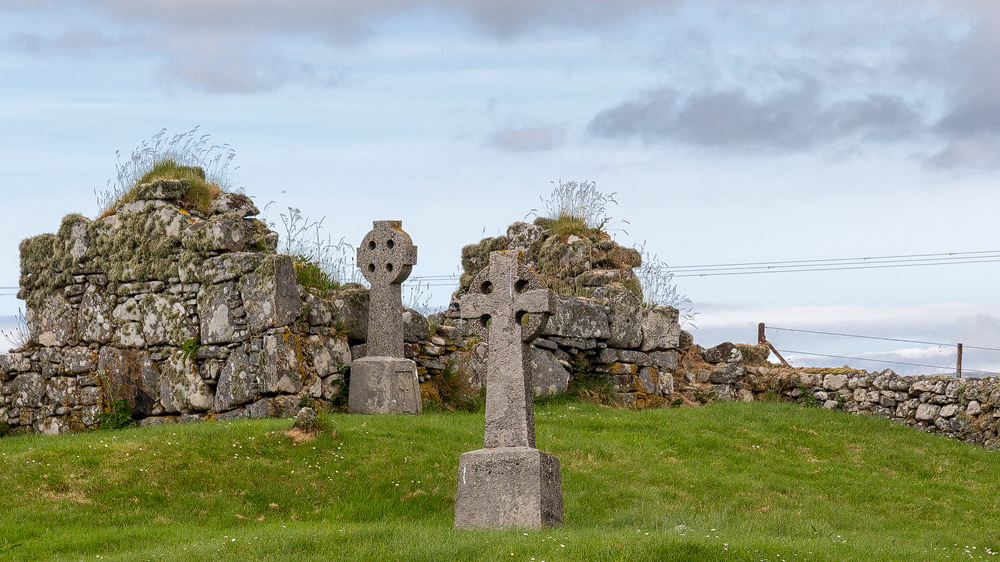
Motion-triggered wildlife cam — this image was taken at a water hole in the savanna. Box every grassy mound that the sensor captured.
[2,401,999,561]
[98,159,223,219]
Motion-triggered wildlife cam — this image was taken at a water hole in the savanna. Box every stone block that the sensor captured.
[12,373,44,408]
[98,347,161,418]
[447,342,488,391]
[649,351,678,371]
[823,374,849,391]
[302,293,334,325]
[210,192,260,217]
[604,288,642,349]
[158,351,215,414]
[260,334,303,394]
[197,252,266,284]
[709,362,744,384]
[28,294,77,348]
[702,342,740,364]
[63,347,97,374]
[915,403,941,422]
[198,281,245,344]
[348,357,421,414]
[542,295,610,340]
[214,344,261,412]
[529,347,569,397]
[639,306,680,352]
[136,292,195,346]
[182,213,246,253]
[239,255,301,335]
[331,285,369,341]
[307,334,351,377]
[77,285,114,344]
[454,447,563,529]
[403,307,429,342]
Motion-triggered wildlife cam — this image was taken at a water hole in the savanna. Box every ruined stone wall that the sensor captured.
[668,341,1000,449]
[0,180,351,435]
[0,182,686,435]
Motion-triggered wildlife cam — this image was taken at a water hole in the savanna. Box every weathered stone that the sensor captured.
[98,346,161,418]
[709,362,744,384]
[529,347,569,397]
[331,285,369,341]
[198,252,265,284]
[542,295,610,340]
[0,353,32,372]
[210,192,260,217]
[447,342,488,391]
[12,373,44,408]
[505,222,547,254]
[703,342,740,364]
[604,287,643,349]
[402,307,429,343]
[649,351,678,371]
[824,374,849,391]
[967,400,983,416]
[455,447,563,529]
[307,334,351,377]
[293,407,318,431]
[29,294,76,347]
[214,344,260,412]
[249,395,302,418]
[198,281,245,344]
[77,285,114,343]
[639,306,680,352]
[240,255,301,335]
[260,334,303,394]
[302,293,334,325]
[136,292,195,346]
[939,404,960,418]
[348,357,422,414]
[63,346,97,374]
[915,403,941,422]
[182,213,246,253]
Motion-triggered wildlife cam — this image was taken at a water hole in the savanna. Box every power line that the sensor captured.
[768,326,1000,353]
[776,348,1000,375]
[669,250,1000,277]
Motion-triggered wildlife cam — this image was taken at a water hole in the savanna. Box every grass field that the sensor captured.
[2,400,1000,561]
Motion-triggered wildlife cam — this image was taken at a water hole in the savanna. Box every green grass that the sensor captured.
[99,159,222,219]
[2,401,1000,561]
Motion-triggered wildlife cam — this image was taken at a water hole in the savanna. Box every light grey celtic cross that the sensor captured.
[461,250,555,448]
[357,220,417,358]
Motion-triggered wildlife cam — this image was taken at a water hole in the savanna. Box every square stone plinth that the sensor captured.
[347,356,422,414]
[455,446,563,529]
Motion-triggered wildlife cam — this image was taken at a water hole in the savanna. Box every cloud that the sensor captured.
[588,82,923,151]
[5,28,120,55]
[488,124,567,152]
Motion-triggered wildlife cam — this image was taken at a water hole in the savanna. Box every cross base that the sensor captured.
[454,446,564,529]
[347,357,422,414]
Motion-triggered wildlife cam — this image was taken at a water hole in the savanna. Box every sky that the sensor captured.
[2,0,1000,375]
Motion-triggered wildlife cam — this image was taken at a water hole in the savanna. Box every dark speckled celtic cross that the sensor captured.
[357,220,417,358]
[460,250,555,449]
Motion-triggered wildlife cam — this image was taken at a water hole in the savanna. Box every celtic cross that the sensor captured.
[460,250,555,448]
[357,220,417,358]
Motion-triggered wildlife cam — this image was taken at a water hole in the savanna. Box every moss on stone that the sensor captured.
[87,204,183,290]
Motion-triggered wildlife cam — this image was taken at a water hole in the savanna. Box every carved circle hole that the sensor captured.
[386,263,394,272]
[368,240,376,250]
[480,281,493,294]
[367,263,375,272]
[479,314,492,329]
[516,311,529,326]
[386,239,395,249]
[514,279,529,293]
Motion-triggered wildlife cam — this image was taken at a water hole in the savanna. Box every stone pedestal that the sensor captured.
[347,356,421,414]
[454,446,564,529]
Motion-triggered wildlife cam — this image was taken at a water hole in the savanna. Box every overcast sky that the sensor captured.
[2,0,1000,374]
